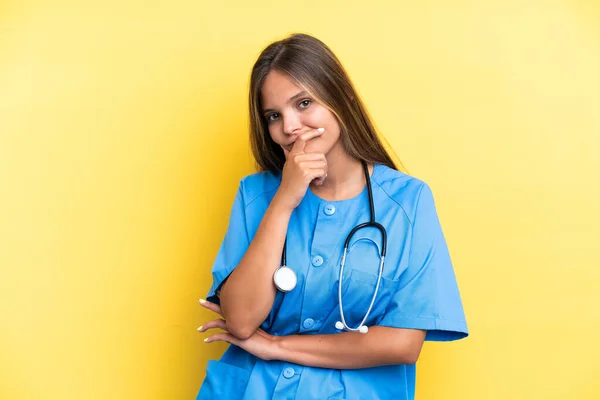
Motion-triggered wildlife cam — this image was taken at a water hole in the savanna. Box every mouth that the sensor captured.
[283,135,319,152]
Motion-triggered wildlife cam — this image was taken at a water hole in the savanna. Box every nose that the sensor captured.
[282,111,302,136]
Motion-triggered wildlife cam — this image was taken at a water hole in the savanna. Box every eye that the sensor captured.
[266,113,280,123]
[298,99,312,109]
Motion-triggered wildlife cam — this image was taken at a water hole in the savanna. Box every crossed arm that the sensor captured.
[198,299,426,369]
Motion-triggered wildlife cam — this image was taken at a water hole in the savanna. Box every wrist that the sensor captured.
[271,191,296,214]
[269,334,287,362]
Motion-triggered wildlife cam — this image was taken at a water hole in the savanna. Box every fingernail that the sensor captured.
[203,338,208,343]
[197,326,203,332]
[317,128,324,132]
[199,299,206,304]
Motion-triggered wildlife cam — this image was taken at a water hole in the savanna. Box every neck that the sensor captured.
[309,143,373,201]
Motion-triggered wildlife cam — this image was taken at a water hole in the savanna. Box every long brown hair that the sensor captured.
[249,33,401,173]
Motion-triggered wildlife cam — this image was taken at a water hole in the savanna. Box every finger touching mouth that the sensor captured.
[284,135,319,151]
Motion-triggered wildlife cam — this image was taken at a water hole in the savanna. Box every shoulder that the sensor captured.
[372,164,435,224]
[237,169,281,207]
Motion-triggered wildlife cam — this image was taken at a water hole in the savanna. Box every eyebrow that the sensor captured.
[262,90,309,114]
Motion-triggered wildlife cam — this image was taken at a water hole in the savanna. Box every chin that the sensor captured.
[306,138,337,154]
[305,144,330,155]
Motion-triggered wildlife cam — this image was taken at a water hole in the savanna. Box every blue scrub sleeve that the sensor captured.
[205,183,250,305]
[379,184,468,341]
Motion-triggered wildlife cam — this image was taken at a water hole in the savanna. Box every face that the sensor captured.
[260,70,341,157]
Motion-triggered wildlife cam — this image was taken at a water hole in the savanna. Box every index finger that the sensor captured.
[290,127,324,155]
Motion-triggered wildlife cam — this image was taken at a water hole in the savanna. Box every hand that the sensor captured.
[198,299,281,361]
[276,128,328,210]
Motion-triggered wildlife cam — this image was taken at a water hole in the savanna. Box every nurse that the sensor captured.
[196,33,468,400]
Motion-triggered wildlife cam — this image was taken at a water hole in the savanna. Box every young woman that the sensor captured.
[196,33,468,400]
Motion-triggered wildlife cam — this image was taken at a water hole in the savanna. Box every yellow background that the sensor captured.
[1,0,599,399]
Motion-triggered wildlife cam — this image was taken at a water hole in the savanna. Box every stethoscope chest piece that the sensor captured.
[273,265,297,292]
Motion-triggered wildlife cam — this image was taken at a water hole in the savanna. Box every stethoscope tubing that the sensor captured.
[276,161,388,333]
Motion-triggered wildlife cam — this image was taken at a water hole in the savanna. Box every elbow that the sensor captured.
[403,349,421,365]
[390,336,424,365]
[400,343,424,365]
[219,298,255,340]
[225,319,257,340]
[391,329,426,365]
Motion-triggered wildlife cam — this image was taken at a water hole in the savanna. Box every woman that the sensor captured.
[196,33,468,400]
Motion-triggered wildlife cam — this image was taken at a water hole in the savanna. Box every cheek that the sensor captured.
[267,124,283,144]
[313,109,340,134]
[304,132,339,154]
[321,123,341,146]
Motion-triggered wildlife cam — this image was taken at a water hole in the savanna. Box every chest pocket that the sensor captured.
[338,234,400,328]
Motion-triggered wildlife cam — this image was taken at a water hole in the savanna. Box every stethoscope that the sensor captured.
[273,161,387,334]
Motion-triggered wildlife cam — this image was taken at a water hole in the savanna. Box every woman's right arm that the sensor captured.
[217,192,293,340]
[218,128,327,340]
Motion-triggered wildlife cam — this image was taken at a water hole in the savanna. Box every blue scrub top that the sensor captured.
[197,164,468,400]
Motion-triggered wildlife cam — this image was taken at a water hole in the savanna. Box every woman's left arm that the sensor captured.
[275,326,425,368]
[199,300,426,369]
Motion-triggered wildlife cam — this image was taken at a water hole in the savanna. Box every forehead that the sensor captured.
[260,70,304,109]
